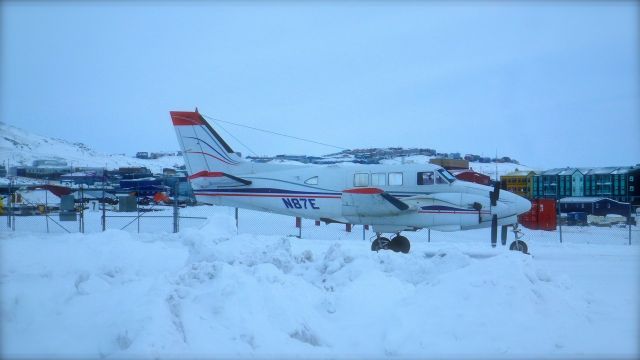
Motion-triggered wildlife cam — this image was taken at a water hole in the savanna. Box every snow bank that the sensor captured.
[1,214,638,359]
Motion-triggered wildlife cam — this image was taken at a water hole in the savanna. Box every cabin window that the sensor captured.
[418,171,434,185]
[304,176,318,185]
[371,173,386,186]
[354,173,369,187]
[389,172,403,186]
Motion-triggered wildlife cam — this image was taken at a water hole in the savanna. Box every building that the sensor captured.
[583,167,613,198]
[451,169,491,185]
[533,168,563,199]
[429,158,469,170]
[611,166,640,205]
[557,168,584,198]
[558,197,632,217]
[500,170,536,198]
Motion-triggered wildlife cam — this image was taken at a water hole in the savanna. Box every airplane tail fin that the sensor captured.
[171,109,245,178]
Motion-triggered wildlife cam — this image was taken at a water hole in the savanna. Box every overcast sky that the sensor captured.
[2,1,638,169]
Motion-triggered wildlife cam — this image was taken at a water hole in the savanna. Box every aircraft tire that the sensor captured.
[371,237,390,252]
[389,235,410,254]
[509,240,528,254]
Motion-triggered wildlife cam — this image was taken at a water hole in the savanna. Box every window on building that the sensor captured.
[631,185,635,192]
[389,172,403,186]
[304,176,318,185]
[630,175,635,182]
[417,171,434,185]
[354,173,369,187]
[371,173,386,186]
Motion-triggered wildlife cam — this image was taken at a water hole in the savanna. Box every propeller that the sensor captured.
[501,225,508,246]
[490,181,500,207]
[489,182,500,247]
[491,214,497,247]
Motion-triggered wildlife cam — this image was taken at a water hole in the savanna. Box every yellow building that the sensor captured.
[500,170,537,199]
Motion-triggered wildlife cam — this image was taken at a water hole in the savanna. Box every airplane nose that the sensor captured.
[514,195,531,215]
[497,191,531,217]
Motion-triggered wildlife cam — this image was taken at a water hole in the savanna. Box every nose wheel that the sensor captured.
[509,224,529,254]
[371,234,410,254]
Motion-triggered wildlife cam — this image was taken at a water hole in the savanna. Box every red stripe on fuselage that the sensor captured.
[194,193,341,199]
[343,188,383,194]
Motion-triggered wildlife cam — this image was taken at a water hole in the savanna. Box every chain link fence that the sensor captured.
[1,185,638,248]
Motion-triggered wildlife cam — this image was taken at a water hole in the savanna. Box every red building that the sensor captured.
[450,169,491,186]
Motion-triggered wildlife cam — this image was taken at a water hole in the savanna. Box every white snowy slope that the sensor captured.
[1,122,531,178]
[380,155,536,179]
[1,207,638,359]
[0,122,183,173]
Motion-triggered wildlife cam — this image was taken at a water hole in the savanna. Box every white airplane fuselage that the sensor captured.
[171,110,531,235]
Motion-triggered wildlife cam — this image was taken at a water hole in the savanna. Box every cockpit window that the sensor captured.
[437,168,456,183]
[304,176,318,185]
[418,170,455,185]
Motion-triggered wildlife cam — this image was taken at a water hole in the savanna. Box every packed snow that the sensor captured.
[1,206,638,359]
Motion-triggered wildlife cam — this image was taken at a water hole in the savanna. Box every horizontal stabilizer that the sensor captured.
[380,192,410,211]
[188,171,252,186]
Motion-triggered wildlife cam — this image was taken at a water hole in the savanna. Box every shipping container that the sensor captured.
[518,198,556,231]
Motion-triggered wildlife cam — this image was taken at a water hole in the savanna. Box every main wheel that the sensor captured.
[371,237,390,252]
[509,240,528,254]
[389,235,410,254]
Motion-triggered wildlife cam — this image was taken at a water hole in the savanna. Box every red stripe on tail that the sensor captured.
[171,111,205,126]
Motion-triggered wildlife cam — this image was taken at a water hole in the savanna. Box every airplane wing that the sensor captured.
[342,188,409,217]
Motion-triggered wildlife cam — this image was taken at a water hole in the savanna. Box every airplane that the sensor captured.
[171,109,532,254]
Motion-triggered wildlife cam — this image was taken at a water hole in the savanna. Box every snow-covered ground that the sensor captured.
[1,206,638,359]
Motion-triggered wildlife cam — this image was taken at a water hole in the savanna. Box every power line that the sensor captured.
[201,113,349,151]
[208,118,259,157]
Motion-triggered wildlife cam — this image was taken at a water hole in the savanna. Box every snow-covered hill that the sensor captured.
[1,122,534,179]
[0,122,183,173]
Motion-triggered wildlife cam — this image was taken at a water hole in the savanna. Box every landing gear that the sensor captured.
[371,233,411,254]
[509,224,529,254]
[389,235,410,253]
[371,236,390,251]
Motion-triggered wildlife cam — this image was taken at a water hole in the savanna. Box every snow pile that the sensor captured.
[2,214,638,359]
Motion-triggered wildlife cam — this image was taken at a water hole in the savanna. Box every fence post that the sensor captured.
[235,208,239,234]
[362,225,365,240]
[173,182,179,233]
[558,200,562,244]
[8,179,14,231]
[80,185,85,233]
[45,188,50,233]
[428,228,431,242]
[629,205,633,246]
[346,223,352,232]
[295,217,302,238]
[101,171,106,232]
